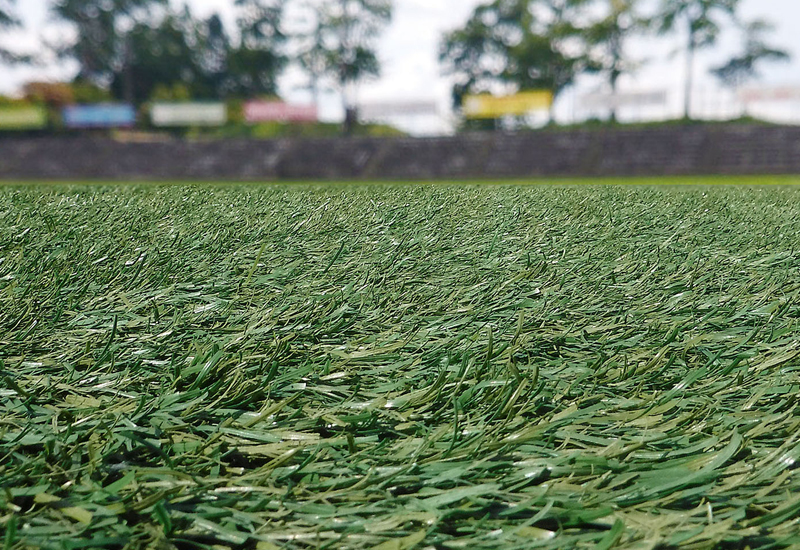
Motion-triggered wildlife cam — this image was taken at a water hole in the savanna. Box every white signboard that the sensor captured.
[358,101,439,120]
[151,102,227,127]
[580,90,668,110]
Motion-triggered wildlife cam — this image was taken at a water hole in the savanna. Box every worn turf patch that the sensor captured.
[1,183,800,549]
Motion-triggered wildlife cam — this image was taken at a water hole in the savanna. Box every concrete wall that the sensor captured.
[2,124,799,181]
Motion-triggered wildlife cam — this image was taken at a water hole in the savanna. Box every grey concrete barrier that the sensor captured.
[1,125,799,181]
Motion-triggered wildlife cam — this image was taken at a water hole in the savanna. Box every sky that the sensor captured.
[1,0,799,133]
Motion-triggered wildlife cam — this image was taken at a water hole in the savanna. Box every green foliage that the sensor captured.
[583,1,648,94]
[710,20,790,88]
[0,94,28,106]
[70,80,113,103]
[0,0,25,63]
[225,43,285,98]
[108,7,203,103]
[655,0,738,48]
[51,0,285,104]
[2,183,800,549]
[0,0,18,28]
[51,0,168,90]
[201,119,404,139]
[236,0,285,48]
[299,0,391,85]
[227,0,287,97]
[150,83,192,102]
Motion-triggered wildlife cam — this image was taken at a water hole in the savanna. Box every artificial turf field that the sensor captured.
[2,178,800,549]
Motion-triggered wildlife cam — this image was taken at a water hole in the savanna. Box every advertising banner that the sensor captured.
[739,87,800,103]
[358,101,439,119]
[463,91,552,119]
[243,101,317,123]
[0,105,48,130]
[151,102,227,127]
[63,104,136,128]
[580,90,667,110]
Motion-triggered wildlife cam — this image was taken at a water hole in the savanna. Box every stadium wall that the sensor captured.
[1,124,799,180]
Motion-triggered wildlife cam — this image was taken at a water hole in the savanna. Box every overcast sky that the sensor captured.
[1,0,799,132]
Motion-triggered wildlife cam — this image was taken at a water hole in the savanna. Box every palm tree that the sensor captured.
[655,0,739,120]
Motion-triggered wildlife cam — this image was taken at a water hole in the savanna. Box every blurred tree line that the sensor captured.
[0,0,791,127]
[0,0,391,132]
[442,0,789,123]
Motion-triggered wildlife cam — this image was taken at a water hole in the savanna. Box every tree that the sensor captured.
[655,0,739,120]
[292,0,392,133]
[237,0,284,47]
[657,0,790,120]
[292,4,330,109]
[0,0,16,27]
[710,20,789,89]
[51,0,167,100]
[200,14,232,95]
[0,0,22,63]
[23,82,75,106]
[584,0,648,120]
[439,0,592,123]
[107,7,201,104]
[228,0,287,97]
[68,0,285,104]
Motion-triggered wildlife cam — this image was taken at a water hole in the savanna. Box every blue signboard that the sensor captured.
[62,104,136,128]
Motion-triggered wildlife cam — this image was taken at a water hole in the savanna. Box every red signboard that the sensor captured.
[739,87,800,103]
[244,101,318,123]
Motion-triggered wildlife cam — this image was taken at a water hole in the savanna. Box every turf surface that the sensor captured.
[1,182,800,549]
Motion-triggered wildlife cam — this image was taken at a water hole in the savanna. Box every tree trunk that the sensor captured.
[122,33,135,105]
[343,105,357,135]
[684,22,695,120]
[339,0,352,134]
[310,76,320,116]
[609,70,620,123]
[609,26,622,123]
[340,68,353,134]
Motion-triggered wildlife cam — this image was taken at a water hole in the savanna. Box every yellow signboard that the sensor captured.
[463,91,553,119]
[0,106,48,129]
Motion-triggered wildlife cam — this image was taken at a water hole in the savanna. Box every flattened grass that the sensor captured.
[1,183,800,549]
